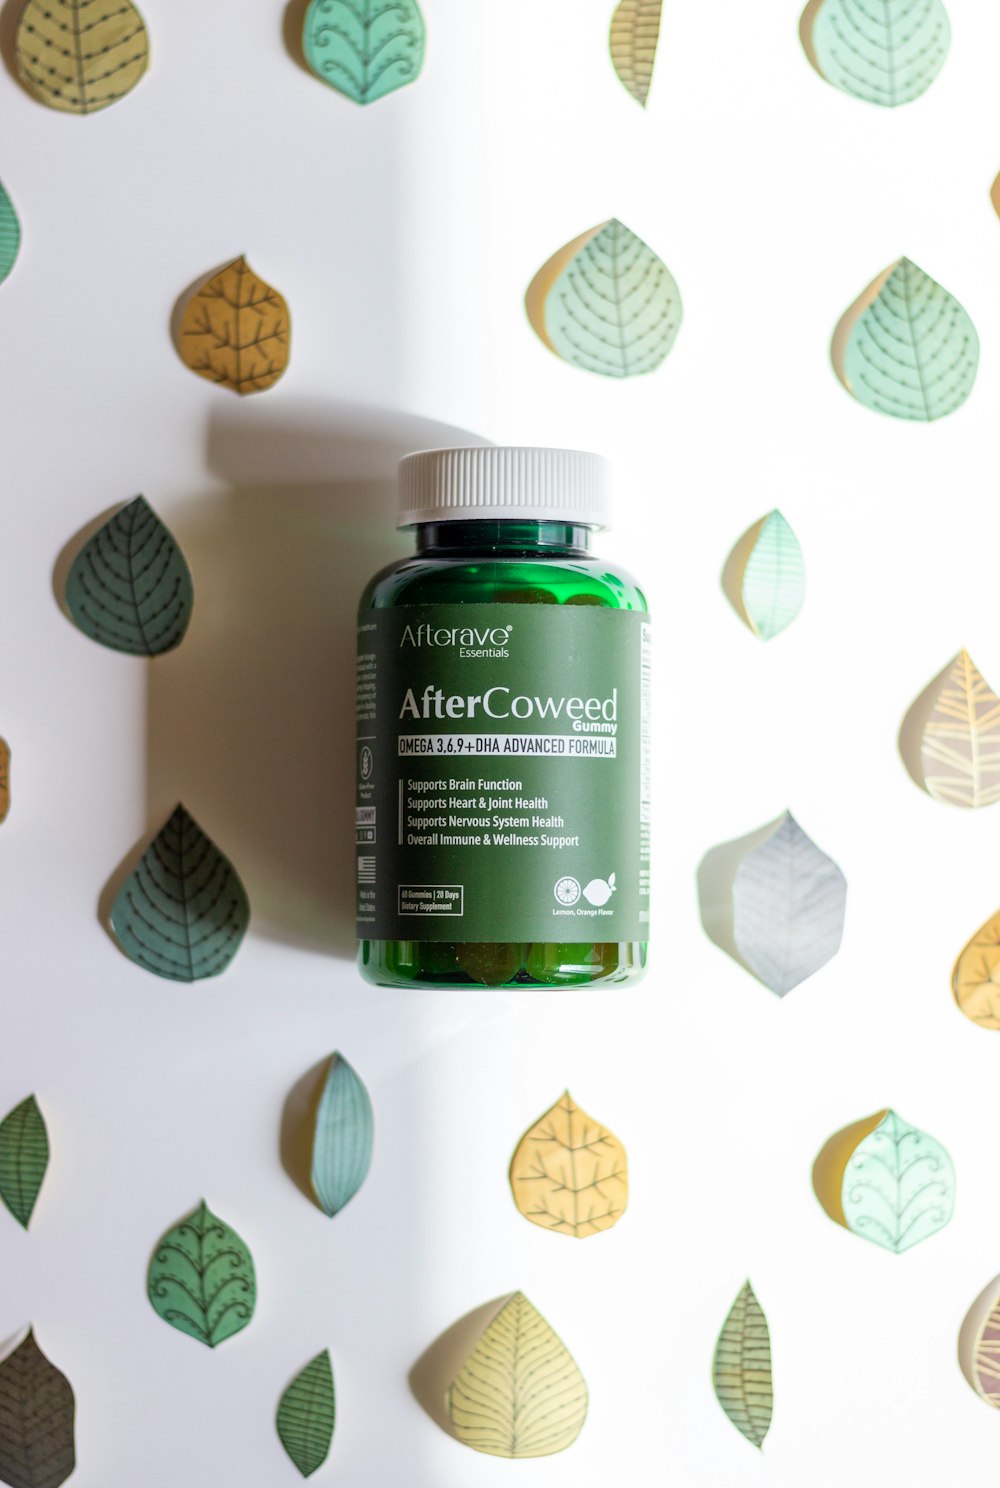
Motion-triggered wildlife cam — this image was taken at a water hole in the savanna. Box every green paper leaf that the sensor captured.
[0,1330,75,1488]
[805,0,950,106]
[277,1351,336,1477]
[303,0,425,104]
[713,1281,772,1449]
[110,805,249,982]
[311,1053,373,1217]
[740,511,805,641]
[609,0,662,107]
[64,495,193,656]
[842,1109,955,1253]
[148,1200,256,1348]
[0,183,21,286]
[836,257,978,421]
[0,1097,49,1231]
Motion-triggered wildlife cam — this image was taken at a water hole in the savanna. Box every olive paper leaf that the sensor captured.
[310,1053,374,1218]
[0,1097,49,1231]
[109,804,250,982]
[64,496,193,657]
[953,906,1000,1029]
[178,257,290,396]
[525,219,682,378]
[917,650,1000,808]
[0,183,21,287]
[509,1091,628,1238]
[725,510,805,641]
[0,1330,75,1488]
[802,0,950,106]
[732,812,847,995]
[303,0,425,104]
[833,258,978,421]
[835,1110,955,1253]
[148,1199,256,1347]
[446,1292,587,1458]
[277,1350,336,1477]
[15,0,149,114]
[609,0,662,107]
[713,1281,772,1449]
[0,738,9,826]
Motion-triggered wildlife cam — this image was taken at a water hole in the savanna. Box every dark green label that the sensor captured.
[356,604,650,942]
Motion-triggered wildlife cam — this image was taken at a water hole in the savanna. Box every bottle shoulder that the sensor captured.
[359,552,648,612]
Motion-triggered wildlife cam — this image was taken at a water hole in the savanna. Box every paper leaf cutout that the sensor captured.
[804,0,950,106]
[953,907,1000,1029]
[178,257,290,396]
[303,0,425,104]
[918,650,1000,808]
[525,219,682,378]
[148,1199,256,1347]
[0,184,21,287]
[109,805,249,982]
[310,1053,374,1218]
[732,812,846,995]
[277,1350,336,1477]
[0,738,9,826]
[609,0,662,107]
[967,1282,1000,1408]
[816,1109,955,1253]
[727,510,805,641]
[509,1091,628,1238]
[64,496,193,657]
[0,1331,75,1488]
[713,1282,772,1449]
[15,0,149,114]
[834,258,978,421]
[446,1292,587,1458]
[0,1098,49,1231]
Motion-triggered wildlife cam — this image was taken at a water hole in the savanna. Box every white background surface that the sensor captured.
[1,0,1000,1482]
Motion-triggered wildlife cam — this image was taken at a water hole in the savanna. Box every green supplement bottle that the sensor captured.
[356,447,650,988]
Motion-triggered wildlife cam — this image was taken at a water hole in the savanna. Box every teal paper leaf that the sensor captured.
[534,219,682,378]
[277,1350,336,1477]
[837,258,978,421]
[148,1200,256,1347]
[64,495,193,656]
[110,805,250,982]
[0,182,21,286]
[311,1053,374,1217]
[0,1097,49,1230]
[738,511,805,641]
[842,1110,955,1253]
[806,0,950,106]
[303,0,425,104]
[0,1330,75,1488]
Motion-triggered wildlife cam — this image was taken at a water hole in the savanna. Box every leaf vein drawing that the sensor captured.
[509,1093,628,1238]
[15,0,149,113]
[838,1110,955,1252]
[65,496,193,655]
[310,1053,374,1217]
[178,258,290,396]
[609,0,662,106]
[805,0,950,105]
[0,1331,76,1488]
[277,1351,336,1477]
[0,1097,49,1230]
[713,1282,772,1448]
[148,1200,256,1347]
[303,0,425,103]
[918,651,1000,807]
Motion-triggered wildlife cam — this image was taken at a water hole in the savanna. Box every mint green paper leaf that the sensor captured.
[277,1351,336,1477]
[0,1097,48,1230]
[0,1330,76,1488]
[733,511,805,641]
[804,0,950,106]
[835,258,978,421]
[713,1281,772,1449]
[842,1109,955,1253]
[311,1053,374,1217]
[526,219,682,378]
[303,0,425,104]
[148,1200,256,1347]
[64,496,193,656]
[109,805,249,982]
[0,182,21,286]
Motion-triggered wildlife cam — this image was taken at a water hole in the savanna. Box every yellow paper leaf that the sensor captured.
[919,650,1000,808]
[509,1091,627,1238]
[0,737,8,824]
[609,0,662,107]
[953,908,1000,1030]
[16,0,149,115]
[446,1292,587,1458]
[178,257,290,397]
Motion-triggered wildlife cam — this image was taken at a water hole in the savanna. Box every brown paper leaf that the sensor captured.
[609,0,662,106]
[178,257,290,396]
[953,907,1000,1030]
[0,1330,75,1488]
[919,650,1000,807]
[16,0,149,115]
[509,1091,627,1238]
[0,738,8,824]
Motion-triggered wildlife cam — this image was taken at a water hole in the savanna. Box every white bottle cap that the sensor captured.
[397,446,610,529]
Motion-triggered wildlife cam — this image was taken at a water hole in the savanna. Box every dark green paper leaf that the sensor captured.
[148,1199,256,1348]
[110,805,249,981]
[64,495,193,656]
[277,1350,335,1477]
[0,1330,75,1488]
[0,1097,49,1230]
